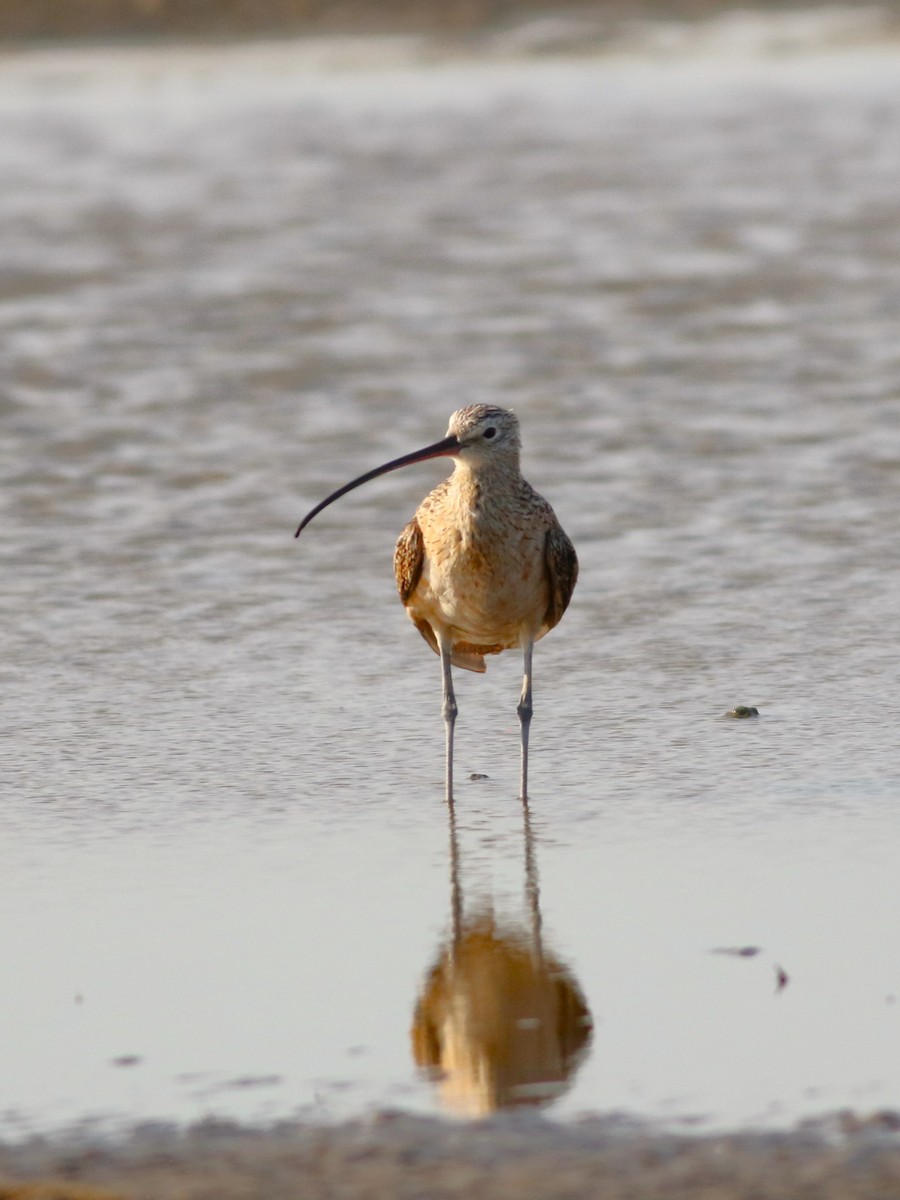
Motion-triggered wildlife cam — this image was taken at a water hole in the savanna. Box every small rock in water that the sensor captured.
[111,1054,142,1068]
[469,772,489,781]
[725,705,759,719]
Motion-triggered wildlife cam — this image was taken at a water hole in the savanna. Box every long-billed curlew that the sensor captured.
[294,405,577,802]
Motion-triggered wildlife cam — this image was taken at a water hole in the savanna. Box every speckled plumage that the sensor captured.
[393,405,577,673]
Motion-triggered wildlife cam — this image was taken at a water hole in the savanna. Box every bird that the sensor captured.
[294,405,577,803]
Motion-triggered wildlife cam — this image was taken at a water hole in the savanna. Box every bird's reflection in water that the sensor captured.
[412,801,592,1116]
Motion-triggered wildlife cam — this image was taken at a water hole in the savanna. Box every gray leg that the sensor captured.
[440,640,458,805]
[517,640,534,801]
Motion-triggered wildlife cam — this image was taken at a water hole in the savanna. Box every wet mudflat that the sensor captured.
[2,9,900,1193]
[3,1111,900,1199]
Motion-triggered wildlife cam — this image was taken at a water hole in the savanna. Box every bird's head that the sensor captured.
[447,405,521,468]
[294,405,521,537]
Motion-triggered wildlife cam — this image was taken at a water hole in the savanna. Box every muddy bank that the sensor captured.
[3,0,900,42]
[2,1112,900,1199]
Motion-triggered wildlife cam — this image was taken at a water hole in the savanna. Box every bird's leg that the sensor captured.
[440,639,458,805]
[517,640,534,801]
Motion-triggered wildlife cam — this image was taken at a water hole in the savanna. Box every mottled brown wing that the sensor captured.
[543,524,578,630]
[394,518,425,605]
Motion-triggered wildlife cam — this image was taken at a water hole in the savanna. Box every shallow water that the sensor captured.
[2,22,900,1137]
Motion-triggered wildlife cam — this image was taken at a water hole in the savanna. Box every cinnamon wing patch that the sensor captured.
[394,518,425,605]
[543,524,578,630]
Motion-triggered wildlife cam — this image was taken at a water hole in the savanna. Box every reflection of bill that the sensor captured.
[411,803,592,1115]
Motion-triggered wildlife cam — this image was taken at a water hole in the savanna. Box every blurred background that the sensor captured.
[3,0,900,41]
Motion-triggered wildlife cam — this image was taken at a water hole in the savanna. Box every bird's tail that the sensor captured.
[413,619,487,674]
[450,648,487,674]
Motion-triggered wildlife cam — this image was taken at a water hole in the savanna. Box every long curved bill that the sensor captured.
[295,433,461,537]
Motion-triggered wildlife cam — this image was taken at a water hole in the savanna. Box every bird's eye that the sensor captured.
[483,427,497,439]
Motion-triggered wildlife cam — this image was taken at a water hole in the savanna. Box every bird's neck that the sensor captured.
[448,455,522,509]
[450,453,520,483]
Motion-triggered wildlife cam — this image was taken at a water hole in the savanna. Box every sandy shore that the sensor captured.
[2,1111,900,1199]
